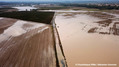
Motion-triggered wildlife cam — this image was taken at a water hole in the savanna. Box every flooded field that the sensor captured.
[55,11,119,67]
[13,6,37,11]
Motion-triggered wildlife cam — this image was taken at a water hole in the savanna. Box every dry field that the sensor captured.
[0,18,56,67]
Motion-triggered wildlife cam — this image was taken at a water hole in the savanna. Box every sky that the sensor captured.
[0,0,118,2]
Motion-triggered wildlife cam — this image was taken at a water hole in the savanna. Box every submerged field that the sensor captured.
[55,10,119,67]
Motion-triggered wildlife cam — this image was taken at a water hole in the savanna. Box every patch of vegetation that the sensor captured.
[88,27,98,33]
[86,12,115,19]
[99,32,110,34]
[0,11,54,24]
[113,22,119,35]
[97,19,112,27]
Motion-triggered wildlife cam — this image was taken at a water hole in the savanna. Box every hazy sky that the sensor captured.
[0,0,118,2]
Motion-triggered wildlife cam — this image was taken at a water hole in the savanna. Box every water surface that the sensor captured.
[55,12,119,67]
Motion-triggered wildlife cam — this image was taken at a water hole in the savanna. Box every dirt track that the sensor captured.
[0,18,56,67]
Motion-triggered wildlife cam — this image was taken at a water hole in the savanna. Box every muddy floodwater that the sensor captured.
[55,12,119,67]
[13,6,37,11]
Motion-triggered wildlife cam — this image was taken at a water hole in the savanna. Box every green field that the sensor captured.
[0,11,54,24]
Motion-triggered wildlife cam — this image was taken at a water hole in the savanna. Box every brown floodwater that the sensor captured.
[55,12,119,67]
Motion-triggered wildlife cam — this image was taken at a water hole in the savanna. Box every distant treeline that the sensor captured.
[62,4,119,10]
[39,7,69,10]
[0,11,54,24]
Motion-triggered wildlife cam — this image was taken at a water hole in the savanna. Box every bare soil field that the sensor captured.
[0,8,18,12]
[0,18,17,34]
[0,18,56,67]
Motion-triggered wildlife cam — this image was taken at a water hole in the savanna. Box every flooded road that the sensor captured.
[55,12,119,67]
